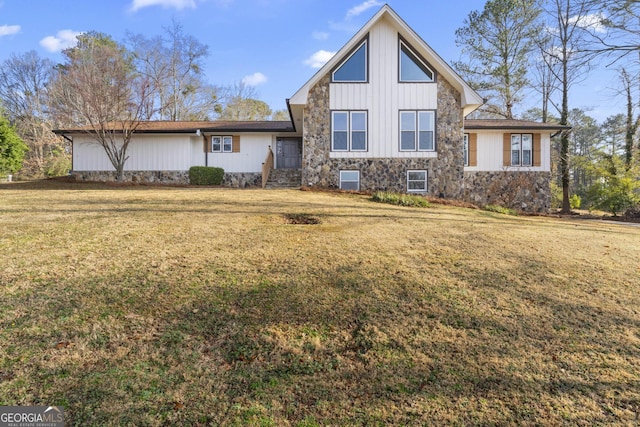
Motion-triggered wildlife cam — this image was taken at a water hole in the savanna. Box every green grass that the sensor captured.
[371,191,430,207]
[1,180,640,425]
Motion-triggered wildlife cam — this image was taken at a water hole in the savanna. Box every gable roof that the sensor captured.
[288,4,483,115]
[54,120,295,135]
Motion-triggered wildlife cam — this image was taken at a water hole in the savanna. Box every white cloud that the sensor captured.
[304,50,336,69]
[40,30,82,52]
[130,0,196,12]
[345,0,382,20]
[0,24,20,37]
[569,13,606,33]
[242,72,267,86]
[312,31,330,41]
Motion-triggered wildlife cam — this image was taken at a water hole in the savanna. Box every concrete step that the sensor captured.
[265,168,301,188]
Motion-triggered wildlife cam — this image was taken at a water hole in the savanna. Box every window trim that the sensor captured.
[331,110,368,152]
[339,170,360,191]
[407,170,427,193]
[398,37,435,83]
[399,110,436,152]
[331,36,369,83]
[510,133,533,166]
[211,135,234,153]
[463,133,469,167]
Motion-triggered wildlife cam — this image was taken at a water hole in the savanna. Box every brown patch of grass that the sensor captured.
[1,180,640,425]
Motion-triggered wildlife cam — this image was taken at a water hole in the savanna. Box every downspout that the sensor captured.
[201,132,208,167]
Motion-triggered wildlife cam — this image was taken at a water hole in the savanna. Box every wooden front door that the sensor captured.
[276,138,301,169]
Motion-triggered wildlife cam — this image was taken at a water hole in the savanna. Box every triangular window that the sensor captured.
[332,39,368,82]
[399,40,434,82]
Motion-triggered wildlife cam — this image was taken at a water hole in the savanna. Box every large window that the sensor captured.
[212,136,233,153]
[332,38,368,82]
[511,134,532,166]
[340,170,360,191]
[399,40,434,82]
[407,170,427,192]
[400,111,435,151]
[332,111,367,151]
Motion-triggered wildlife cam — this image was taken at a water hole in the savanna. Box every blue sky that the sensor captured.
[0,0,623,121]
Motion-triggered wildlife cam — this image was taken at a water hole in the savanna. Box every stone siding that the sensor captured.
[71,170,189,184]
[71,170,262,187]
[463,171,551,213]
[223,173,261,188]
[301,76,465,197]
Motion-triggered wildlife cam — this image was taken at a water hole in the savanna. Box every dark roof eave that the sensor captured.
[53,126,296,134]
[464,124,571,131]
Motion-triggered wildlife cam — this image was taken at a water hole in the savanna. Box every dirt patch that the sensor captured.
[282,213,321,224]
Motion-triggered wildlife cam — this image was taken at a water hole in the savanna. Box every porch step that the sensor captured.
[265,168,302,188]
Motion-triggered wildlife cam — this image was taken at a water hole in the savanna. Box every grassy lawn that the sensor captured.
[1,180,639,426]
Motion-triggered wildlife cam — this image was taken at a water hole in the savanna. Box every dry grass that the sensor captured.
[1,180,640,426]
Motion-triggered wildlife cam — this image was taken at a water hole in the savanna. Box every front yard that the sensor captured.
[1,181,639,425]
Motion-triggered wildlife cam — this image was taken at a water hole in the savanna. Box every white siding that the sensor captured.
[329,17,438,159]
[464,130,551,172]
[73,134,194,171]
[206,134,273,173]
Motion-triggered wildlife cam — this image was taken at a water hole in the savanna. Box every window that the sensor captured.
[332,38,368,82]
[400,111,435,151]
[332,111,368,151]
[399,40,434,82]
[212,136,233,153]
[511,134,532,166]
[463,134,469,167]
[407,170,427,192]
[340,170,360,191]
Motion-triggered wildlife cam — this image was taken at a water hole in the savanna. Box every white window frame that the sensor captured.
[331,111,368,152]
[511,133,532,166]
[339,170,360,191]
[463,134,469,167]
[407,170,427,193]
[399,110,435,152]
[212,135,233,153]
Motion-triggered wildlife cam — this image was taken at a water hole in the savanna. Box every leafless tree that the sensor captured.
[127,20,220,120]
[50,32,152,181]
[0,51,67,176]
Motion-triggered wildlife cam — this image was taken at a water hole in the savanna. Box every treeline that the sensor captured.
[454,0,640,214]
[0,21,287,179]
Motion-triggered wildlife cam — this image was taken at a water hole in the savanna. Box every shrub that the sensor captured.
[189,166,224,185]
[587,175,638,216]
[569,194,581,210]
[484,204,518,216]
[371,191,430,207]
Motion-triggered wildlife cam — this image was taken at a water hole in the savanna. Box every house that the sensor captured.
[54,4,568,212]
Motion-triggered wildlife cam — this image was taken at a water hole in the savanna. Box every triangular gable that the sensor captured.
[289,4,483,116]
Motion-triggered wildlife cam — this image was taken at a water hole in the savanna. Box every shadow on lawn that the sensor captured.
[113,257,637,424]
[18,252,638,425]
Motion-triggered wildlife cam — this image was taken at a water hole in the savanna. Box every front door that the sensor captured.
[276,138,301,169]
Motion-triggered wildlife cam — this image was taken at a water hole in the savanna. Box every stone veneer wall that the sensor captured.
[71,170,261,187]
[223,173,261,188]
[71,170,189,184]
[463,171,551,213]
[301,75,465,197]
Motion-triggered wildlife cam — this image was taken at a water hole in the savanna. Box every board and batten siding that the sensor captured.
[73,134,198,171]
[328,17,438,160]
[205,134,274,173]
[464,131,551,172]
